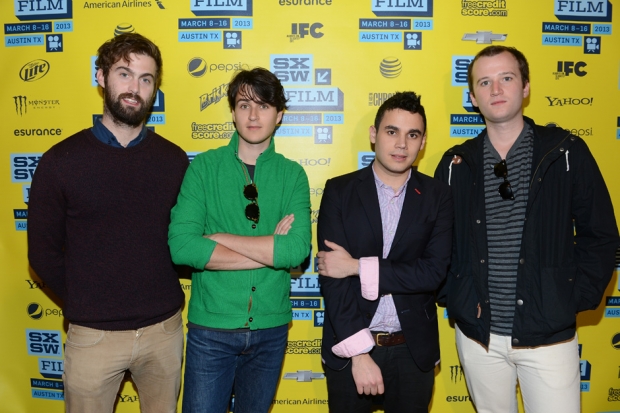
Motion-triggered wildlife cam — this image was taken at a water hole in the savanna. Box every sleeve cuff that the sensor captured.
[331,329,374,358]
[359,257,379,300]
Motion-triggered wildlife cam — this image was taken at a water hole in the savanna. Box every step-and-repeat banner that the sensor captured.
[1,1,619,412]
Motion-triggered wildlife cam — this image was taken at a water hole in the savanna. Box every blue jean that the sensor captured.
[182,324,288,413]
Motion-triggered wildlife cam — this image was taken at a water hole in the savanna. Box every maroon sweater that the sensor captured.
[28,129,188,330]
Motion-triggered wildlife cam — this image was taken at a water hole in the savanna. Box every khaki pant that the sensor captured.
[63,310,184,413]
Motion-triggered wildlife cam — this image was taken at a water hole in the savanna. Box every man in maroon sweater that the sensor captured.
[27,33,188,413]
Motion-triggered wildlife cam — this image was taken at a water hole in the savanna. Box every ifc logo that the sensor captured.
[188,58,207,78]
[380,57,402,78]
[115,23,135,37]
[27,303,43,320]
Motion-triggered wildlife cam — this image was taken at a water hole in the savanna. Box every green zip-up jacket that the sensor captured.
[169,132,311,330]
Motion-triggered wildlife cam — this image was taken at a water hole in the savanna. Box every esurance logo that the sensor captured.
[190,0,253,16]
[372,0,433,17]
[554,0,612,22]
[20,59,50,82]
[15,0,73,21]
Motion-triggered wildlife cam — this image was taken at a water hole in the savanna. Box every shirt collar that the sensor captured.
[91,119,147,148]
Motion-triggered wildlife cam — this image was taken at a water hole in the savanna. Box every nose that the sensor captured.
[249,105,258,120]
[490,81,501,96]
[128,77,140,95]
[395,134,407,149]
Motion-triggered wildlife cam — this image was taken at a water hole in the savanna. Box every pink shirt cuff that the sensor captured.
[359,257,379,300]
[331,328,374,358]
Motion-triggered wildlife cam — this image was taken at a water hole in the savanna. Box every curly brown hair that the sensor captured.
[95,33,163,87]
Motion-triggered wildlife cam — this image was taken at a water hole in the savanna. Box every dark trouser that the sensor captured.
[324,342,434,413]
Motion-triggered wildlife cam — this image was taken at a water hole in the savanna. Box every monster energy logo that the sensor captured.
[450,365,464,383]
[14,96,27,116]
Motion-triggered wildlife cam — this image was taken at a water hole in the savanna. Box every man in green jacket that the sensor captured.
[169,67,311,413]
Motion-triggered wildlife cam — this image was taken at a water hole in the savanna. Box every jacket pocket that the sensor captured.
[446,268,479,326]
[539,266,578,332]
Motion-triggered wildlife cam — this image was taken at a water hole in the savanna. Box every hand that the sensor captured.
[351,353,384,395]
[316,240,358,278]
[274,214,295,235]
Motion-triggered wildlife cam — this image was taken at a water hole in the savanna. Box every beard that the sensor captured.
[103,86,154,128]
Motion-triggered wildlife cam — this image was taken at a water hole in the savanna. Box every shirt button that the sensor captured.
[517,299,523,306]
[252,224,257,229]
[249,317,253,322]
[251,287,256,291]
[476,220,481,224]
[519,258,525,264]
[480,259,485,263]
[512,338,519,345]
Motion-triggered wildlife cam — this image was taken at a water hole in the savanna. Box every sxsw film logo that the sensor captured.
[554,0,612,22]
[288,23,323,42]
[606,296,620,318]
[191,0,253,16]
[371,0,433,17]
[404,32,422,49]
[579,344,592,392]
[272,54,313,84]
[20,59,50,82]
[314,310,324,327]
[358,152,375,169]
[26,329,62,357]
[15,0,73,21]
[584,36,601,53]
[11,153,43,183]
[554,61,587,79]
[314,126,332,144]
[223,31,241,49]
[46,34,62,52]
[452,56,474,86]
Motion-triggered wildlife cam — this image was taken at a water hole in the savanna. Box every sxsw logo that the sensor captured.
[452,56,474,87]
[554,0,612,22]
[288,23,323,42]
[358,152,375,169]
[271,54,313,84]
[15,0,73,21]
[11,153,43,183]
[190,0,253,16]
[26,329,62,357]
[372,0,433,17]
[554,61,587,79]
[39,358,63,379]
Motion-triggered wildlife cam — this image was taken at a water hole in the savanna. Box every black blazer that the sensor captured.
[318,164,453,372]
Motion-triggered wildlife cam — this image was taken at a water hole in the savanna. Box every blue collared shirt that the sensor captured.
[91,119,147,148]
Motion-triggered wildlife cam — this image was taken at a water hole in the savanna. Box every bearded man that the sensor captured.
[27,33,188,413]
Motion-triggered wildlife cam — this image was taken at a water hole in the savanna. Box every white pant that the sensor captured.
[455,325,580,413]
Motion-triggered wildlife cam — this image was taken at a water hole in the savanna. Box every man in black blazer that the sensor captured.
[317,92,453,413]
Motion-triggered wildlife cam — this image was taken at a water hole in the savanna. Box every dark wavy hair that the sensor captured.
[227,68,288,112]
[95,33,163,87]
[467,45,529,95]
[374,91,426,133]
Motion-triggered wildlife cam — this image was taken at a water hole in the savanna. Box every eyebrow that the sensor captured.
[477,71,517,82]
[384,125,423,135]
[114,65,155,79]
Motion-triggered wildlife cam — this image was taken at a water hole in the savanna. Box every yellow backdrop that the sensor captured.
[1,0,619,412]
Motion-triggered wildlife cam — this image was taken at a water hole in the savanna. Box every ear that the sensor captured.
[96,68,105,88]
[469,90,479,108]
[522,81,530,99]
[276,110,284,124]
[231,109,237,124]
[420,134,427,151]
[369,125,377,144]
